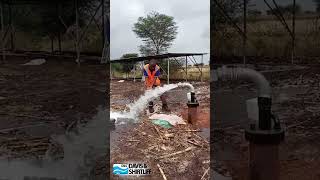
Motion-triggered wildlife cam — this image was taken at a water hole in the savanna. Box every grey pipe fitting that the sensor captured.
[212,66,271,98]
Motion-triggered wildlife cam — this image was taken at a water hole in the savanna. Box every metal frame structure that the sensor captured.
[213,0,297,64]
[0,0,108,65]
[110,53,208,83]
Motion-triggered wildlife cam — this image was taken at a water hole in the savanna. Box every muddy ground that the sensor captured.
[0,57,107,177]
[110,80,210,180]
[213,63,320,180]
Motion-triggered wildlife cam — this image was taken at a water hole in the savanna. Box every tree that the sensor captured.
[121,53,138,79]
[133,11,178,55]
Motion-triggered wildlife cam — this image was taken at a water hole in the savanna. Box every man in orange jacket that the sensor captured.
[143,59,169,113]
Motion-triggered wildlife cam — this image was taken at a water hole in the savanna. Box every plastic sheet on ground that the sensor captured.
[118,80,125,83]
[149,113,186,126]
[22,59,46,66]
[151,119,173,128]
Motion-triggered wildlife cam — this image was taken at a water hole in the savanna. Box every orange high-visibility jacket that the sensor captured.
[143,64,161,89]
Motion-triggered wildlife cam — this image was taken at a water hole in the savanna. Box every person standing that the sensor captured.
[143,59,169,113]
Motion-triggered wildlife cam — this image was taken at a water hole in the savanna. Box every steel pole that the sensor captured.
[102,0,105,51]
[167,58,169,84]
[75,0,80,66]
[185,56,188,82]
[292,0,296,64]
[9,1,13,51]
[243,0,247,66]
[0,0,5,62]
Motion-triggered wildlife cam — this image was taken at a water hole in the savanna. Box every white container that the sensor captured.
[246,98,259,121]
[187,92,191,102]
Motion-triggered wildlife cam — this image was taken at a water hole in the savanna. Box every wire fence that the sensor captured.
[212,0,320,64]
[0,0,108,57]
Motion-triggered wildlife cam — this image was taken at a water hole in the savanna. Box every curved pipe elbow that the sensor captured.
[214,66,271,98]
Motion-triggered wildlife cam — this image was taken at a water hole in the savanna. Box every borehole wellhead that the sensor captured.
[213,66,284,180]
[187,91,199,125]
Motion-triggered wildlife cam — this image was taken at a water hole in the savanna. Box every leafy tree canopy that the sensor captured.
[133,11,178,56]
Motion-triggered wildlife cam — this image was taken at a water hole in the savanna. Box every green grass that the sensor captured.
[213,16,320,57]
[2,26,102,53]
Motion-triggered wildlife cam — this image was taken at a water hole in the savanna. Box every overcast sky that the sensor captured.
[110,0,210,64]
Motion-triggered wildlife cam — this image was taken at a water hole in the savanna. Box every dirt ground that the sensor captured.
[0,56,107,176]
[110,80,210,180]
[213,63,320,180]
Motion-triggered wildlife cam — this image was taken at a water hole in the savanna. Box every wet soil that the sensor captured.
[110,80,210,179]
[0,57,106,176]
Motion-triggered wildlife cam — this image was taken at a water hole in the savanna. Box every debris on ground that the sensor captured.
[111,80,210,179]
[22,58,46,65]
[149,113,186,126]
[151,119,173,128]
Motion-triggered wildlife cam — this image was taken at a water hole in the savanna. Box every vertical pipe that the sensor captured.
[243,0,247,66]
[0,0,5,62]
[292,0,296,64]
[101,0,105,51]
[167,58,170,84]
[185,56,188,82]
[75,0,80,66]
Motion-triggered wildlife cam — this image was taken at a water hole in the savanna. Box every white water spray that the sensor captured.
[111,82,195,124]
[0,106,107,180]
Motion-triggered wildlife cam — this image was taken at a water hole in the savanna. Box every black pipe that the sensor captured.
[258,97,272,130]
